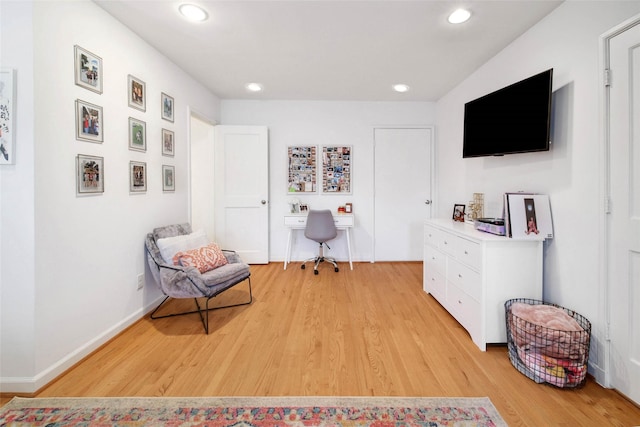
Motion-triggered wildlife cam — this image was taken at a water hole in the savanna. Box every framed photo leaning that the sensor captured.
[76,154,104,195]
[162,128,175,157]
[128,117,146,152]
[162,164,175,192]
[453,204,465,222]
[128,74,146,111]
[75,99,103,143]
[129,161,147,193]
[161,92,174,122]
[74,45,102,94]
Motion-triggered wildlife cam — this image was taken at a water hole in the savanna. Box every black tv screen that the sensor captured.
[463,69,553,158]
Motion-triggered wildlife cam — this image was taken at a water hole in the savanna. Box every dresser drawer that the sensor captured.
[447,283,480,333]
[425,266,446,302]
[424,225,441,248]
[455,237,481,270]
[425,245,446,275]
[448,258,481,301]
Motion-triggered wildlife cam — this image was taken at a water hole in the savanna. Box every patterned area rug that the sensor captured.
[0,396,507,426]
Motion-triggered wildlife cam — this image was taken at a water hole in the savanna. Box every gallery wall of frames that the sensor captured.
[73,45,176,195]
[287,145,351,194]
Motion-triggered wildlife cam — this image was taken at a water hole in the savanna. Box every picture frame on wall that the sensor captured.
[75,99,103,143]
[162,128,175,157]
[161,92,174,122]
[452,204,466,222]
[321,146,351,194]
[129,161,147,193]
[128,117,146,152]
[162,164,175,192]
[0,68,17,165]
[74,45,102,94]
[128,74,146,111]
[287,145,316,193]
[76,154,104,195]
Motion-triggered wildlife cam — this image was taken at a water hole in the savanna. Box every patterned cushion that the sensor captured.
[173,243,229,273]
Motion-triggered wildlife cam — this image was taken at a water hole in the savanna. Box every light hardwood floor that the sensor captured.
[2,262,639,425]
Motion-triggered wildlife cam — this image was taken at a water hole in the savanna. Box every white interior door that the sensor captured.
[608,20,640,405]
[214,125,269,264]
[374,127,433,261]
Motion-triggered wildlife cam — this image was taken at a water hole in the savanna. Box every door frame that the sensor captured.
[187,107,217,232]
[372,125,437,262]
[598,13,640,388]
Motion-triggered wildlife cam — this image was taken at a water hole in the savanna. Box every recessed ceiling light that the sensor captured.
[246,83,263,92]
[393,84,410,93]
[448,8,471,24]
[179,4,209,22]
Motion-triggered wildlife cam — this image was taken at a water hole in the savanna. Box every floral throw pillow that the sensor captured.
[172,243,228,273]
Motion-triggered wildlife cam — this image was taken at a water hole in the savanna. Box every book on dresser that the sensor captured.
[423,218,544,351]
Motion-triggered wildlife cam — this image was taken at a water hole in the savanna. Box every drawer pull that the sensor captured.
[458,300,462,304]
[458,274,463,278]
[464,250,469,255]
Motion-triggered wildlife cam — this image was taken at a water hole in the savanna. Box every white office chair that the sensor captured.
[301,209,339,275]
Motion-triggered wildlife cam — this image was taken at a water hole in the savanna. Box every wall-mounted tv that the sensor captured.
[463,69,553,158]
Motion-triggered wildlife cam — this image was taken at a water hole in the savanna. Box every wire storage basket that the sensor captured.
[505,298,591,388]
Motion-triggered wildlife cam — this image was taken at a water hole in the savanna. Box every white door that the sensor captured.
[608,20,640,405]
[214,125,269,264]
[374,127,433,261]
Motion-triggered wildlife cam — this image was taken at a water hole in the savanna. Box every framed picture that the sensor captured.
[0,68,16,165]
[129,161,147,193]
[74,45,102,94]
[322,146,351,194]
[162,128,175,157]
[162,164,175,192]
[287,145,316,193]
[453,204,466,222]
[161,92,174,122]
[128,117,146,152]
[128,74,146,111]
[75,100,103,143]
[76,154,104,195]
[504,193,553,239]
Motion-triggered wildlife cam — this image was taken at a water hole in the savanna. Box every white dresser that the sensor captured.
[424,218,543,351]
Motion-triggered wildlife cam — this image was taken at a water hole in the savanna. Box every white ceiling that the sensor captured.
[94,0,563,101]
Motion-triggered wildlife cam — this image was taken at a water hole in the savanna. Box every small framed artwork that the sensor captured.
[129,161,147,193]
[322,146,351,194]
[0,68,16,165]
[76,154,104,195]
[162,164,175,192]
[161,92,174,122]
[75,99,103,143]
[162,128,175,157]
[74,45,102,94]
[128,74,146,111]
[128,117,146,152]
[453,204,466,222]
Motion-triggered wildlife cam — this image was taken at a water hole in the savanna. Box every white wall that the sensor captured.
[0,0,221,392]
[221,101,435,263]
[436,1,640,382]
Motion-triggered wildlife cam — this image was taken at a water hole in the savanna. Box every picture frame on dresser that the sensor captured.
[452,204,465,222]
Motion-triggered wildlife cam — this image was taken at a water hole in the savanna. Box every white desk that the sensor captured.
[284,213,354,270]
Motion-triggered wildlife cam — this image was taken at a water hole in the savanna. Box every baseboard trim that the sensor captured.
[0,296,164,394]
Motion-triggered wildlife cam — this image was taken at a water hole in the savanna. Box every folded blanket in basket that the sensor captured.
[517,345,587,387]
[510,302,587,360]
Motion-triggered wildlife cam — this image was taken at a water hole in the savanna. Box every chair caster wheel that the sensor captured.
[314,270,319,275]
[301,265,305,270]
[335,268,339,272]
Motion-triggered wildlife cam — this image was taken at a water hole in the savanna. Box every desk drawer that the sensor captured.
[334,215,354,227]
[284,216,307,227]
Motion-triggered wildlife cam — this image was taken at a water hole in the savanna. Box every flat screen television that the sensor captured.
[462,69,553,158]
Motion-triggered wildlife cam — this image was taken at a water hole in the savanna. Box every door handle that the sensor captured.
[425,200,432,205]
[261,200,267,205]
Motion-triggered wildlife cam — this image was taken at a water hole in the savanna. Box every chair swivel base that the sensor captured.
[301,256,339,275]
